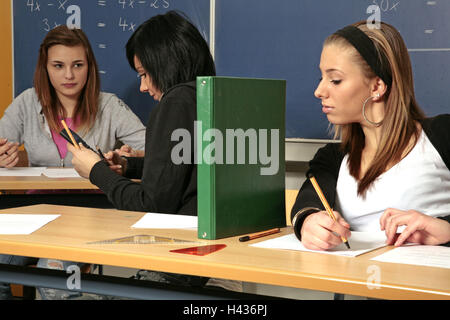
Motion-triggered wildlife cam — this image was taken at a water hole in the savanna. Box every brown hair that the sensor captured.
[325,21,425,197]
[33,25,100,133]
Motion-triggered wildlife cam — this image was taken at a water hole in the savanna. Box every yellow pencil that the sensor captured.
[61,119,80,150]
[308,173,351,249]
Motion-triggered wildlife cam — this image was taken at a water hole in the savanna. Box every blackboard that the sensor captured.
[13,0,210,124]
[14,1,450,139]
[215,0,450,138]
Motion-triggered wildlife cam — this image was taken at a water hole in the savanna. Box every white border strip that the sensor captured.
[209,0,215,60]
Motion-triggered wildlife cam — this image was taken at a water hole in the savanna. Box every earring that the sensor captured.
[362,95,383,127]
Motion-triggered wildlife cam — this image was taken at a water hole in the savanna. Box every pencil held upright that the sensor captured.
[61,120,80,150]
[308,173,351,249]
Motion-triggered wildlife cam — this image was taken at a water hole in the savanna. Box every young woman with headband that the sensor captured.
[291,21,450,250]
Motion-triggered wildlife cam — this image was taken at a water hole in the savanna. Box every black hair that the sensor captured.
[126,10,216,93]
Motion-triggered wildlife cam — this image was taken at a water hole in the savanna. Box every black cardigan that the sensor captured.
[291,114,450,245]
[89,82,197,215]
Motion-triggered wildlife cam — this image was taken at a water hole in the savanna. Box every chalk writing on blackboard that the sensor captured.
[27,1,172,32]
[117,0,170,9]
[371,0,400,12]
[119,17,137,32]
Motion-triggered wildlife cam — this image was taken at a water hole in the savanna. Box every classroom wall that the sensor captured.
[0,0,13,116]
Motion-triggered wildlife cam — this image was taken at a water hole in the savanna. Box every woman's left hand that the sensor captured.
[67,143,101,179]
[380,208,450,246]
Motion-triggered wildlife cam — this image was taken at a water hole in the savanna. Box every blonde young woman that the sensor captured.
[0,25,145,168]
[291,21,450,250]
[0,26,145,300]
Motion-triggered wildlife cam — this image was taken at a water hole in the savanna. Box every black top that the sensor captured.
[291,114,450,246]
[90,82,197,215]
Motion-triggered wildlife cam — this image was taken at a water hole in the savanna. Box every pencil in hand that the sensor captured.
[307,172,351,249]
[96,146,106,160]
[61,120,81,150]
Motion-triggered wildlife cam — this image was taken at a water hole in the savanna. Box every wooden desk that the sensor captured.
[0,204,448,300]
[0,175,97,190]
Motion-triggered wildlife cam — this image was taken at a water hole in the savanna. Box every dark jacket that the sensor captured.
[291,114,450,246]
[89,82,197,215]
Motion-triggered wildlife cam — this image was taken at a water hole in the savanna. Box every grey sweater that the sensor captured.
[0,88,146,167]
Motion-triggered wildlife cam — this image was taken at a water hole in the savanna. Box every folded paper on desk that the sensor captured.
[43,168,81,178]
[251,231,387,257]
[0,214,60,235]
[131,212,197,230]
[371,245,450,269]
[0,167,46,176]
[0,167,81,178]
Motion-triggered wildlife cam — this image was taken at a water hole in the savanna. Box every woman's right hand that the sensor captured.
[104,150,127,176]
[300,210,351,251]
[0,138,20,168]
[115,144,144,157]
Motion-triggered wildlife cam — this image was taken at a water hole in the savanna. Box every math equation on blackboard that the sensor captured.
[24,0,171,32]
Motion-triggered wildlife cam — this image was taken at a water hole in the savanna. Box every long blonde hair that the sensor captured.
[325,21,425,196]
[34,26,100,133]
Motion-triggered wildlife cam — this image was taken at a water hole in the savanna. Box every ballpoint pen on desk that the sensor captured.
[307,172,351,249]
[239,228,281,242]
[61,119,80,150]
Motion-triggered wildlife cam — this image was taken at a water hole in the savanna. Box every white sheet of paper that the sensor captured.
[131,212,197,230]
[0,167,46,176]
[43,168,81,178]
[0,214,60,235]
[371,245,450,269]
[251,231,387,257]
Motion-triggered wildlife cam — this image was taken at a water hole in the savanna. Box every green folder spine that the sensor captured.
[197,76,286,240]
[197,77,216,239]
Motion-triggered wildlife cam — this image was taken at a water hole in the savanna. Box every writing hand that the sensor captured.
[300,210,351,251]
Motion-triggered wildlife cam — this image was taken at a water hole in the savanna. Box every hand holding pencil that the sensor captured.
[299,173,351,251]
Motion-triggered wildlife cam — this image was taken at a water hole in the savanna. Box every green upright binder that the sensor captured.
[197,77,286,240]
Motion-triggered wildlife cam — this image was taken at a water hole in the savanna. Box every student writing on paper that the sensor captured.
[291,21,450,251]
[0,26,145,168]
[0,26,146,300]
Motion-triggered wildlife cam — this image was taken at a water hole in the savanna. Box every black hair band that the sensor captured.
[334,25,392,87]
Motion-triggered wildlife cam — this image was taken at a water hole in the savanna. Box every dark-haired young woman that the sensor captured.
[69,11,244,292]
[70,11,215,215]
